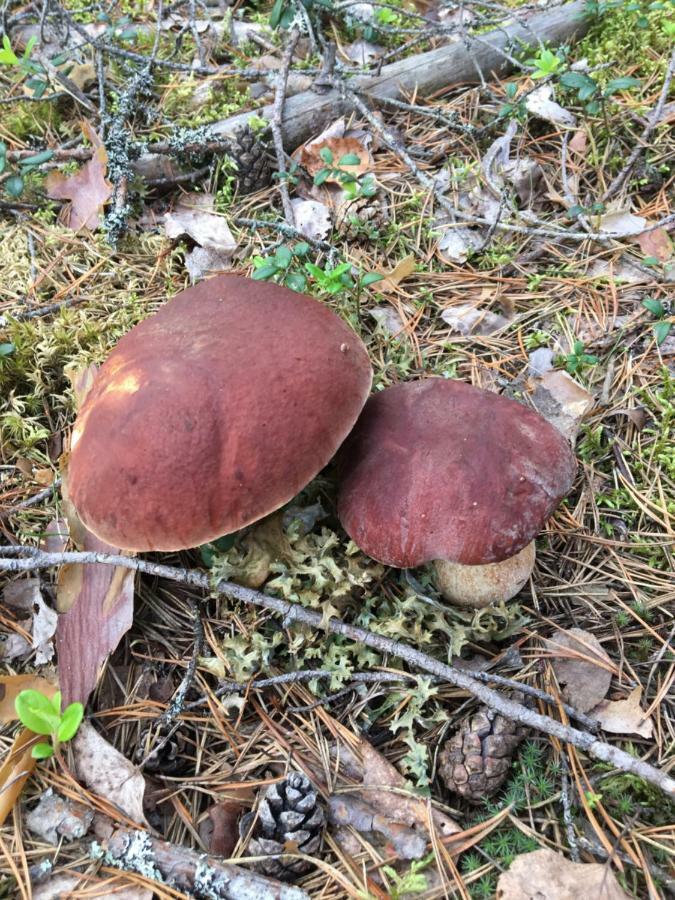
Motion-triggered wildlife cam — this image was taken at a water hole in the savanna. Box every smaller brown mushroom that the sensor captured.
[337,379,576,608]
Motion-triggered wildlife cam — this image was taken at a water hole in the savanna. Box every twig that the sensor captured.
[0,480,61,521]
[0,297,87,328]
[559,754,580,863]
[92,828,309,899]
[2,547,674,798]
[602,47,675,202]
[271,28,300,226]
[233,217,334,253]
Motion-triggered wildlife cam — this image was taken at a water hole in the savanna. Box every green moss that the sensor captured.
[161,76,251,128]
[1,100,64,142]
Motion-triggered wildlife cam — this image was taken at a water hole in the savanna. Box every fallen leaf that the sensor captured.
[32,873,152,900]
[329,794,427,859]
[336,735,459,841]
[529,369,594,443]
[370,306,406,337]
[25,788,94,845]
[586,256,652,284]
[525,85,576,128]
[164,194,237,282]
[0,729,39,827]
[199,798,246,857]
[377,254,416,291]
[592,686,653,738]
[343,39,383,65]
[497,848,630,899]
[568,129,587,153]
[296,135,372,180]
[72,721,148,826]
[528,347,555,376]
[184,245,232,282]
[46,139,112,231]
[546,628,613,713]
[3,578,57,664]
[598,211,647,237]
[502,158,545,206]
[0,632,31,661]
[0,674,57,723]
[66,62,96,91]
[441,303,509,336]
[635,227,673,262]
[291,198,332,241]
[436,226,483,264]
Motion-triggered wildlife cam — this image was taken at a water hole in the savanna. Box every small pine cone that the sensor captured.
[224,125,273,195]
[439,694,530,803]
[239,772,325,881]
[134,723,186,774]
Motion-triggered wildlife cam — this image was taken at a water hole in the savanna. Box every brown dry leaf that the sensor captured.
[546,628,613,713]
[66,62,96,91]
[295,135,372,180]
[0,673,57,722]
[72,721,148,826]
[33,873,152,900]
[338,735,459,842]
[635,227,673,262]
[199,799,247,857]
[569,129,587,154]
[377,254,416,292]
[0,728,39,826]
[46,143,112,231]
[592,686,654,738]
[497,848,630,899]
[529,369,594,443]
[441,303,509,336]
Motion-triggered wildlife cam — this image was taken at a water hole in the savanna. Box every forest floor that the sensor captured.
[0,0,674,896]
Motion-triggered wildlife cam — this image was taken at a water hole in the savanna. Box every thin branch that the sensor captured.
[2,546,674,798]
[602,47,675,202]
[271,27,300,226]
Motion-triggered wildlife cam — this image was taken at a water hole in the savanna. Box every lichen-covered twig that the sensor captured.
[271,28,300,226]
[92,828,309,899]
[2,546,674,798]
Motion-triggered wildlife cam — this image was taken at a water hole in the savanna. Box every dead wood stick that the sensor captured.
[271,28,300,226]
[93,828,309,899]
[2,546,674,798]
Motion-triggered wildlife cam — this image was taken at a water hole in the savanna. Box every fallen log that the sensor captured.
[134,0,589,181]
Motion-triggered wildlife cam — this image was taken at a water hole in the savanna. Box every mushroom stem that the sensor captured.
[433,541,536,608]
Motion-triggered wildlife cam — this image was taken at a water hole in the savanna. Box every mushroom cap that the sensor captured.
[68,274,372,551]
[337,378,576,568]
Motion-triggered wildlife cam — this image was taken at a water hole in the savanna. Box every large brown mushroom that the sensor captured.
[68,274,372,551]
[337,378,576,607]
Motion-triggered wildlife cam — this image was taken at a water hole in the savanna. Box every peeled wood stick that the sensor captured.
[2,546,674,798]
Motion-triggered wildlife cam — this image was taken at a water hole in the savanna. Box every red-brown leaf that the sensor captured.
[46,145,112,231]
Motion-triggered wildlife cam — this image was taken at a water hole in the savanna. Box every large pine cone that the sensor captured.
[239,772,325,881]
[439,695,529,803]
[224,125,273,195]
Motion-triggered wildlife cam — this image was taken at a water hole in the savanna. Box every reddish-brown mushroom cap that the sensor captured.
[337,378,576,568]
[68,274,372,551]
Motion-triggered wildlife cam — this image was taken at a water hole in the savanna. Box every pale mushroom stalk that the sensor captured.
[432,541,536,608]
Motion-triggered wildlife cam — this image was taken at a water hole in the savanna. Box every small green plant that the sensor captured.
[381,853,434,898]
[559,70,640,114]
[526,48,564,78]
[585,790,603,809]
[641,297,672,346]
[559,340,600,375]
[313,147,377,201]
[498,81,527,121]
[15,690,84,759]
[252,244,383,295]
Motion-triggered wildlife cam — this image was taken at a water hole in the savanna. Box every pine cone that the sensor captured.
[224,125,273,195]
[438,694,529,803]
[239,772,325,881]
[134,723,186,774]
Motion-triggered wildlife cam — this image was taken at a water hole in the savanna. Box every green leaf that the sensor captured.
[319,147,334,165]
[4,175,24,198]
[57,703,84,742]
[605,76,641,95]
[285,272,307,292]
[293,242,310,256]
[19,149,54,169]
[22,35,37,60]
[0,343,14,357]
[0,34,19,66]
[31,742,54,759]
[642,297,665,317]
[362,272,384,286]
[560,71,597,91]
[251,263,278,280]
[274,245,292,268]
[50,691,62,715]
[270,0,285,28]
[585,100,601,114]
[304,262,323,279]
[26,77,48,98]
[578,82,599,101]
[653,320,672,346]
[338,153,361,166]
[15,690,61,735]
[0,142,6,175]
[313,168,330,186]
